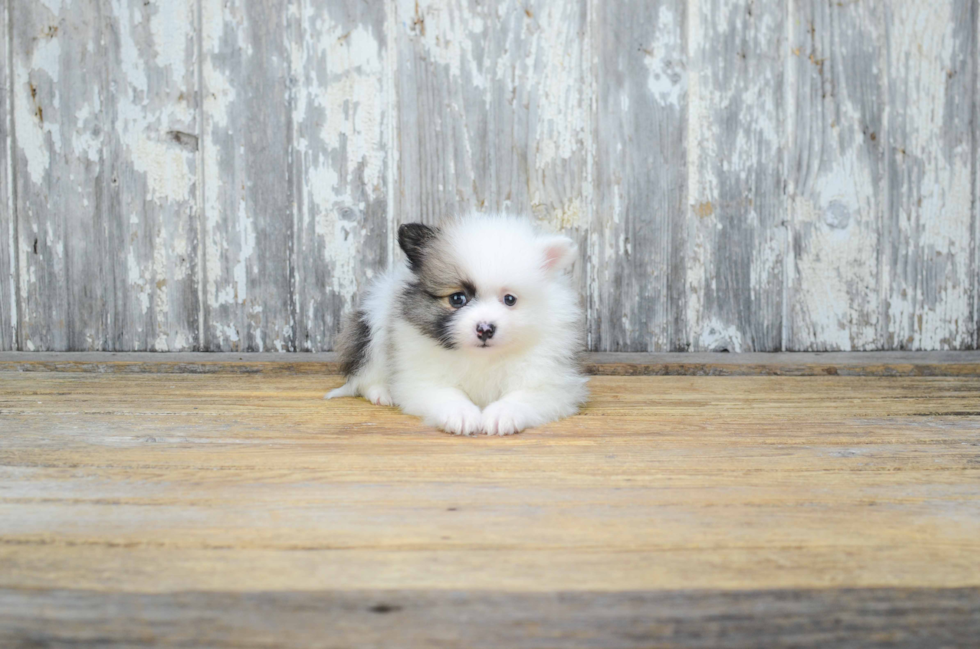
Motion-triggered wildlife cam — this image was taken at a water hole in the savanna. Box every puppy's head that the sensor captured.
[398,215,576,352]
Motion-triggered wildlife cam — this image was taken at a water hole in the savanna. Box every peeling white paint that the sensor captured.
[132,137,194,203]
[685,0,705,341]
[233,197,255,305]
[644,4,685,108]
[699,318,745,353]
[882,0,973,350]
[14,60,61,185]
[7,0,978,353]
[401,0,487,88]
[294,4,389,322]
[149,2,192,77]
[788,4,882,351]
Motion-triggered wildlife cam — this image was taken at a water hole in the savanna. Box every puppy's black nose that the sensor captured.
[476,322,496,342]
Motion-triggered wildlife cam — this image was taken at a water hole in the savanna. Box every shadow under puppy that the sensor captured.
[327,213,588,435]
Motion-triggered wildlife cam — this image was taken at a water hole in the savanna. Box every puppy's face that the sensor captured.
[398,218,576,353]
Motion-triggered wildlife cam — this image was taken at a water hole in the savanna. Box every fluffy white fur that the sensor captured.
[326,213,588,435]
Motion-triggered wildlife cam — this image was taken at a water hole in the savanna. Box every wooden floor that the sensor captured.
[1,364,979,647]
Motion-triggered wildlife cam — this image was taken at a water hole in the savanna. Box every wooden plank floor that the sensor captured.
[1,369,979,647]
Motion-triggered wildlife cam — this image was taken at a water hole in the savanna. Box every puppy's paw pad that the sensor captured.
[435,403,482,436]
[364,385,393,407]
[481,402,531,436]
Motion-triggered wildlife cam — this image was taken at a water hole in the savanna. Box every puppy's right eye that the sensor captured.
[448,292,468,308]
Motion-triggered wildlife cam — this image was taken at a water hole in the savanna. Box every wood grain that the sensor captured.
[592,0,687,352]
[2,587,978,648]
[784,0,885,351]
[3,0,979,354]
[200,0,293,352]
[1,369,979,644]
[102,0,201,351]
[488,0,590,300]
[12,0,108,350]
[786,0,885,351]
[394,0,493,225]
[1,0,14,351]
[1,371,978,594]
[290,0,390,352]
[881,1,978,351]
[686,0,785,352]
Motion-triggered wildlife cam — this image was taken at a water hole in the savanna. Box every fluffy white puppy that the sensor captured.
[327,213,588,435]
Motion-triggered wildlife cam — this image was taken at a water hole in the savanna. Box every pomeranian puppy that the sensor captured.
[326,213,588,435]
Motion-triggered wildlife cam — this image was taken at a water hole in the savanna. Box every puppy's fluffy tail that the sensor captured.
[325,382,357,400]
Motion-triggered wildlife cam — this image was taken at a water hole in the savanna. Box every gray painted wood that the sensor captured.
[393,0,494,226]
[4,0,979,352]
[394,0,591,304]
[687,0,785,352]
[12,0,108,351]
[102,0,201,351]
[200,0,294,351]
[1,0,14,351]
[289,0,390,352]
[2,587,979,649]
[881,0,977,351]
[487,0,590,302]
[786,0,885,351]
[592,0,688,351]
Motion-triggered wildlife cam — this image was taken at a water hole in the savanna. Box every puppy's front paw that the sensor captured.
[363,385,393,407]
[481,401,534,436]
[433,401,482,436]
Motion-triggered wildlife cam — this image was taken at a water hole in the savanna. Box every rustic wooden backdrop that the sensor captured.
[1,0,977,352]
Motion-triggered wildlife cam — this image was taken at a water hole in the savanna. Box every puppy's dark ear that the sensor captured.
[398,223,437,271]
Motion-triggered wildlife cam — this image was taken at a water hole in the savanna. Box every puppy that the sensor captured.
[326,213,588,435]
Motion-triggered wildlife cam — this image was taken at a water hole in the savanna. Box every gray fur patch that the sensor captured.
[398,230,475,350]
[336,310,372,377]
[400,282,459,349]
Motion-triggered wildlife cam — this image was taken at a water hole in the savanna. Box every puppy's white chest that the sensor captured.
[454,360,512,408]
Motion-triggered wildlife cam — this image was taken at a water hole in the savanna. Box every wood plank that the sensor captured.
[881,1,977,350]
[200,0,293,352]
[786,0,884,351]
[3,351,980,376]
[0,0,14,350]
[393,0,493,225]
[290,0,390,352]
[11,0,108,350]
[487,0,590,300]
[1,587,978,649]
[686,0,785,352]
[592,0,687,351]
[1,372,978,595]
[974,0,980,354]
[102,0,201,351]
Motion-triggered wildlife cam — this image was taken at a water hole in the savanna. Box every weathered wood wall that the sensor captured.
[1,0,977,352]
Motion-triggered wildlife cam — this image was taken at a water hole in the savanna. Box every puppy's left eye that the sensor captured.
[449,292,468,308]
[503,294,517,307]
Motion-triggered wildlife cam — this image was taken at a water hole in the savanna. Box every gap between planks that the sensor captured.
[0,351,979,376]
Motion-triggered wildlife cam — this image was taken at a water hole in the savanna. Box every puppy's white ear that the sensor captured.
[540,235,577,272]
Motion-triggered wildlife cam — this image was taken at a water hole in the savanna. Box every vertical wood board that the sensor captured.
[1,0,15,350]
[592,0,688,351]
[11,0,108,350]
[290,0,389,352]
[102,0,201,351]
[685,0,786,352]
[200,0,294,352]
[880,0,977,351]
[786,0,885,351]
